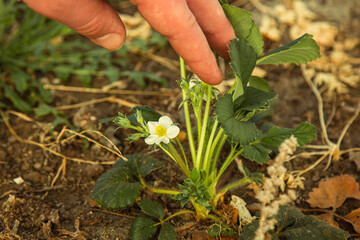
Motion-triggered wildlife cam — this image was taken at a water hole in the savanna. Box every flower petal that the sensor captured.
[156,136,169,145]
[166,125,180,139]
[145,134,158,145]
[147,121,158,134]
[159,116,173,129]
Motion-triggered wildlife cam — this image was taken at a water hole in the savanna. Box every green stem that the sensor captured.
[196,109,202,144]
[180,57,197,164]
[154,210,195,226]
[218,177,249,193]
[202,119,218,171]
[159,144,188,177]
[168,142,190,177]
[209,130,226,176]
[195,85,212,169]
[140,177,181,195]
[211,147,243,189]
[228,75,240,94]
[206,213,228,226]
[176,137,189,170]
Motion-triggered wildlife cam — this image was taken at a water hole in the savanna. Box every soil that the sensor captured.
[1,0,360,239]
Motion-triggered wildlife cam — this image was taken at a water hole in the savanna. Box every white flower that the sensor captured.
[145,116,180,145]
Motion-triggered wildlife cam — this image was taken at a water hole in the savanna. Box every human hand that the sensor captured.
[22,0,235,85]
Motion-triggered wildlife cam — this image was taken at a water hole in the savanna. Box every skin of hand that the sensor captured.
[21,0,235,85]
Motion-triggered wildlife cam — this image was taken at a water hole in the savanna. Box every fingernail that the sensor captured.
[92,33,125,50]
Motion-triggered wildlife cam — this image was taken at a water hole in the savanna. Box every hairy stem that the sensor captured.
[168,142,190,177]
[176,137,189,170]
[211,146,243,189]
[219,177,249,193]
[202,119,219,171]
[180,57,197,164]
[155,210,196,226]
[195,85,212,169]
[159,144,189,177]
[209,130,226,177]
[140,177,181,195]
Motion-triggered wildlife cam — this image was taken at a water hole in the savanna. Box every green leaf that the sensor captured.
[120,71,146,88]
[139,198,165,220]
[143,72,167,87]
[128,106,162,124]
[207,224,238,238]
[90,166,141,210]
[222,5,263,56]
[242,144,271,164]
[223,118,261,144]
[3,85,32,113]
[35,103,58,117]
[99,116,116,124]
[53,65,72,81]
[257,34,320,65]
[51,116,71,129]
[126,133,148,142]
[158,223,178,240]
[240,205,348,240]
[249,76,271,92]
[283,215,348,240]
[239,219,259,240]
[130,215,157,240]
[102,67,119,83]
[260,122,317,147]
[12,71,30,94]
[189,169,201,183]
[114,154,163,178]
[234,87,277,111]
[229,39,258,95]
[174,171,213,210]
[215,94,234,123]
[31,80,52,103]
[216,94,262,144]
[218,0,229,5]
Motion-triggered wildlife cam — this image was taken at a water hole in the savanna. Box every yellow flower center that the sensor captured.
[155,126,167,137]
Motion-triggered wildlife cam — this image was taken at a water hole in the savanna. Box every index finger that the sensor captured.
[131,0,223,85]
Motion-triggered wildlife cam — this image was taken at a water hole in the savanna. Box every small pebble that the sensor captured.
[85,165,104,178]
[33,162,42,170]
[21,162,31,171]
[50,209,60,225]
[43,167,54,172]
[0,149,6,161]
[311,171,320,182]
[13,176,24,184]
[24,171,41,183]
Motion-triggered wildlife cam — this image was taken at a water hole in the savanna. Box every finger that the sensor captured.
[131,0,223,85]
[23,0,126,50]
[186,0,235,59]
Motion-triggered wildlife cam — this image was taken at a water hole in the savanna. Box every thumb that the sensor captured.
[23,0,126,50]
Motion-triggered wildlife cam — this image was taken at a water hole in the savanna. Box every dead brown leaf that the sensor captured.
[344,208,360,234]
[307,175,360,209]
[313,212,339,228]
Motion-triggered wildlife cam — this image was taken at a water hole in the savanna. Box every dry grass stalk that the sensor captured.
[284,66,360,188]
[43,84,175,96]
[255,136,298,240]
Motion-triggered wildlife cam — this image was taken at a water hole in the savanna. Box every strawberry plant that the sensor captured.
[89,2,342,239]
